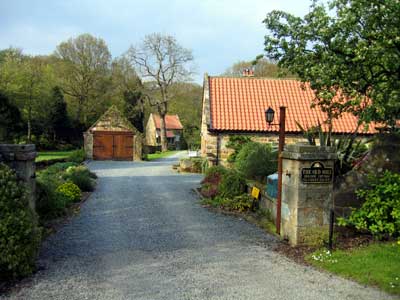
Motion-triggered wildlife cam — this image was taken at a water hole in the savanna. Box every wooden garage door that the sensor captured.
[93,132,134,160]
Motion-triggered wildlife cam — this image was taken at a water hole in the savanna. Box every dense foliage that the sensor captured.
[339,171,400,239]
[218,169,247,199]
[235,142,277,180]
[36,162,95,220]
[264,0,400,127]
[63,165,96,192]
[56,182,82,204]
[0,164,41,279]
[200,166,227,198]
[226,135,252,163]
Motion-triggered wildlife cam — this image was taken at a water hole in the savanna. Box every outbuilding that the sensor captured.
[83,106,142,160]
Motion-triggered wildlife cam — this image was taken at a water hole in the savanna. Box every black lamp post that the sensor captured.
[265,106,286,235]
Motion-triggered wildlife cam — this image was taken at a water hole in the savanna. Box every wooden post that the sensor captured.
[276,106,286,235]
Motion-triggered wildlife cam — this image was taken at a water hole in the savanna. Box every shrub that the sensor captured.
[235,142,277,180]
[44,162,79,175]
[56,182,82,204]
[68,149,86,163]
[63,166,96,192]
[219,169,247,198]
[226,135,252,163]
[0,163,41,279]
[228,194,253,212]
[338,170,400,239]
[200,166,227,198]
[36,175,66,217]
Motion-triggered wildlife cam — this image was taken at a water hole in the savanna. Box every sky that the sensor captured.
[0,0,313,83]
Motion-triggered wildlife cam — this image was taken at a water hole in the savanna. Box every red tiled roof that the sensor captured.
[208,77,377,134]
[166,130,175,138]
[153,114,183,130]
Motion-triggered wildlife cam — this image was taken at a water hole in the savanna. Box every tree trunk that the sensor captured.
[159,91,169,152]
[27,91,32,143]
[160,113,168,152]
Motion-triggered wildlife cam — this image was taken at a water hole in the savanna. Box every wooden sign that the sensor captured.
[301,161,333,183]
[251,187,260,199]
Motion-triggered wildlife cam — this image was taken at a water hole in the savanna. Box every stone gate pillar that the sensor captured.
[281,144,337,246]
[0,144,37,210]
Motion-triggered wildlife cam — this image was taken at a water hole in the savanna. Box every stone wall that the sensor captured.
[134,134,143,161]
[0,144,37,210]
[201,130,307,166]
[334,134,400,218]
[83,131,93,159]
[145,114,157,146]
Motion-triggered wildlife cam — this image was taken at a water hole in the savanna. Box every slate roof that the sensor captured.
[207,76,377,134]
[153,114,183,130]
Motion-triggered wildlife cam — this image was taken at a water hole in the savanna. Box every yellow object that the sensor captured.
[251,187,260,199]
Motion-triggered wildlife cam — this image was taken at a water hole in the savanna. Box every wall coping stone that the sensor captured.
[0,144,37,161]
[283,143,337,160]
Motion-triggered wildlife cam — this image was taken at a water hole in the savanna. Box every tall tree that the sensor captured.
[110,57,145,132]
[263,0,400,128]
[55,34,112,125]
[49,86,70,141]
[19,56,47,142]
[127,33,194,151]
[0,92,23,142]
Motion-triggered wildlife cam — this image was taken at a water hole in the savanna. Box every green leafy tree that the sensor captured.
[55,34,112,124]
[263,0,400,127]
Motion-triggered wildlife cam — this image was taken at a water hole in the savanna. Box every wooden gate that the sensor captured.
[93,132,134,160]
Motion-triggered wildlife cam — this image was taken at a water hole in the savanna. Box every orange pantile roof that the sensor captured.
[208,76,376,134]
[153,114,183,130]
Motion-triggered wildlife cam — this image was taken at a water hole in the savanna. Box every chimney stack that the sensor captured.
[242,68,254,77]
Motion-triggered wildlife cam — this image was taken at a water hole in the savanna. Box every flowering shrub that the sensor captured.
[56,182,82,204]
[200,166,227,198]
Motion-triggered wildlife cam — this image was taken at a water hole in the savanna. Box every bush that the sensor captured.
[0,163,41,279]
[219,169,247,198]
[44,162,79,175]
[200,166,227,198]
[56,182,82,204]
[36,175,66,217]
[226,135,252,163]
[228,194,253,212]
[338,171,400,239]
[68,149,86,163]
[63,166,96,192]
[235,142,277,180]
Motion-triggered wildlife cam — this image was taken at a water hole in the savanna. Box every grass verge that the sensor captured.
[306,242,400,295]
[36,150,75,162]
[147,150,179,161]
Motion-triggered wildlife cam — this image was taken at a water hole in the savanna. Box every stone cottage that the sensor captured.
[84,106,142,161]
[145,113,184,150]
[200,74,377,165]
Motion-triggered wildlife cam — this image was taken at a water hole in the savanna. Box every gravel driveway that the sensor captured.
[2,153,395,300]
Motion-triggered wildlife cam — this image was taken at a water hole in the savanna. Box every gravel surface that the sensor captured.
[2,152,395,300]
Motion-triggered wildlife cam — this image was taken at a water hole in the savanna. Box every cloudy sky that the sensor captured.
[0,0,312,83]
